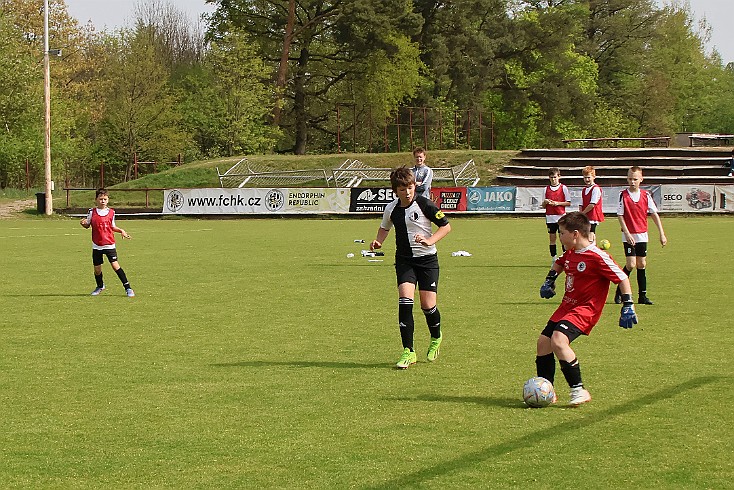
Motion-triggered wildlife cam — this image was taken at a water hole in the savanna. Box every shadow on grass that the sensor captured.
[211,360,388,369]
[393,394,521,409]
[365,376,720,490]
[3,293,91,297]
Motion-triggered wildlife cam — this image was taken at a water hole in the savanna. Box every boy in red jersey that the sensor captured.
[615,166,667,305]
[579,166,604,243]
[542,168,571,261]
[80,189,135,297]
[537,211,637,406]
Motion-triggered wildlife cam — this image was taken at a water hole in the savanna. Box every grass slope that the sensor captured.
[58,150,516,209]
[0,216,731,487]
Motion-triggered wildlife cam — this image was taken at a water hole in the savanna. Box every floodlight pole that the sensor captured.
[43,0,53,215]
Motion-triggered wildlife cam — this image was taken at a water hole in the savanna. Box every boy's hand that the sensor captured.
[539,279,556,299]
[370,240,382,251]
[414,233,431,246]
[619,302,638,329]
[660,233,667,247]
[79,218,89,228]
[121,230,131,239]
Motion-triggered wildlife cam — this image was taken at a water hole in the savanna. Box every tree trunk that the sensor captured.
[273,0,296,126]
[293,46,309,155]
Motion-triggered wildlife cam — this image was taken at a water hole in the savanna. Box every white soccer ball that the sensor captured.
[523,376,555,408]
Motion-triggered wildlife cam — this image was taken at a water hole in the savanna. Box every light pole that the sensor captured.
[43,0,53,215]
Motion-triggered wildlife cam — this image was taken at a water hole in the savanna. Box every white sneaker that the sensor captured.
[126,288,135,298]
[551,256,558,267]
[91,286,105,296]
[569,387,592,406]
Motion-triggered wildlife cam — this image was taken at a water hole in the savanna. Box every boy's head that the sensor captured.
[548,168,560,184]
[390,166,416,192]
[627,166,643,190]
[558,211,591,239]
[582,166,596,185]
[95,188,110,207]
[412,147,426,166]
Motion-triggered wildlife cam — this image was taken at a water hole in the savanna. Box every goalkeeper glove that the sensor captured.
[539,270,558,299]
[619,294,638,329]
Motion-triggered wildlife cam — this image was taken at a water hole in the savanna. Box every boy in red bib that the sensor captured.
[542,168,571,261]
[537,212,637,406]
[580,166,604,243]
[80,189,135,297]
[615,166,667,305]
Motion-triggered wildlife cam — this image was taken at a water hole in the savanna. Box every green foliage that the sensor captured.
[0,216,732,487]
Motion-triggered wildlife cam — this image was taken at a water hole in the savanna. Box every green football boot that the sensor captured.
[395,348,417,369]
[426,336,442,362]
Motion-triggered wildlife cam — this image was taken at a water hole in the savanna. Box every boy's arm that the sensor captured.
[650,213,667,246]
[111,225,131,239]
[617,214,634,245]
[580,203,595,215]
[415,222,450,247]
[370,227,390,250]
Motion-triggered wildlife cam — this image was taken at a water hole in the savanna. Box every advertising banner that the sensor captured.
[163,188,350,214]
[349,188,399,213]
[514,187,546,213]
[658,185,716,212]
[466,187,516,212]
[715,185,734,211]
[432,187,467,212]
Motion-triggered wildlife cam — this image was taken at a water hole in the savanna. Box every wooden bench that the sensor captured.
[688,134,734,147]
[562,137,671,148]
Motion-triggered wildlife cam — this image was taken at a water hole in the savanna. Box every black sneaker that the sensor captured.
[638,295,654,305]
[614,287,622,304]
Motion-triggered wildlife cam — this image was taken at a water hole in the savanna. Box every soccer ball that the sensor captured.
[598,239,611,250]
[523,377,556,408]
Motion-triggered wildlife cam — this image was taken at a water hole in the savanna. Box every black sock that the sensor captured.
[550,244,557,257]
[398,297,414,351]
[535,353,556,385]
[115,268,131,290]
[423,306,441,338]
[95,273,104,288]
[560,358,583,388]
[637,268,647,297]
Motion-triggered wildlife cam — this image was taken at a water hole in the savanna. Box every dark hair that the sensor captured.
[390,166,416,191]
[558,211,591,237]
[96,188,109,198]
[549,168,560,176]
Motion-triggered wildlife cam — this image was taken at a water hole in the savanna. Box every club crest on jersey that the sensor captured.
[410,211,420,222]
[577,261,587,272]
[436,210,445,219]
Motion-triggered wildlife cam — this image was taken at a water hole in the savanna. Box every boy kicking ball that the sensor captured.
[535,212,637,406]
[370,166,451,369]
[80,188,135,297]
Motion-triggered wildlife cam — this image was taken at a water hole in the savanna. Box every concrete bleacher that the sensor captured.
[495,147,733,186]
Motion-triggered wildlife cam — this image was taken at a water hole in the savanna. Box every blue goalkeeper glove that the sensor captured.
[619,294,638,329]
[539,270,558,299]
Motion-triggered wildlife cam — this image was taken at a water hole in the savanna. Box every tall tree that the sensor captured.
[207,0,423,154]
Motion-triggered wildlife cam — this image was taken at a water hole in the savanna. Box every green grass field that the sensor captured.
[1,215,732,488]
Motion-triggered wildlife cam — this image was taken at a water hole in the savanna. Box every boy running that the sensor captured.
[542,168,571,261]
[370,166,451,369]
[580,166,604,243]
[537,212,637,406]
[80,189,135,297]
[615,166,667,305]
